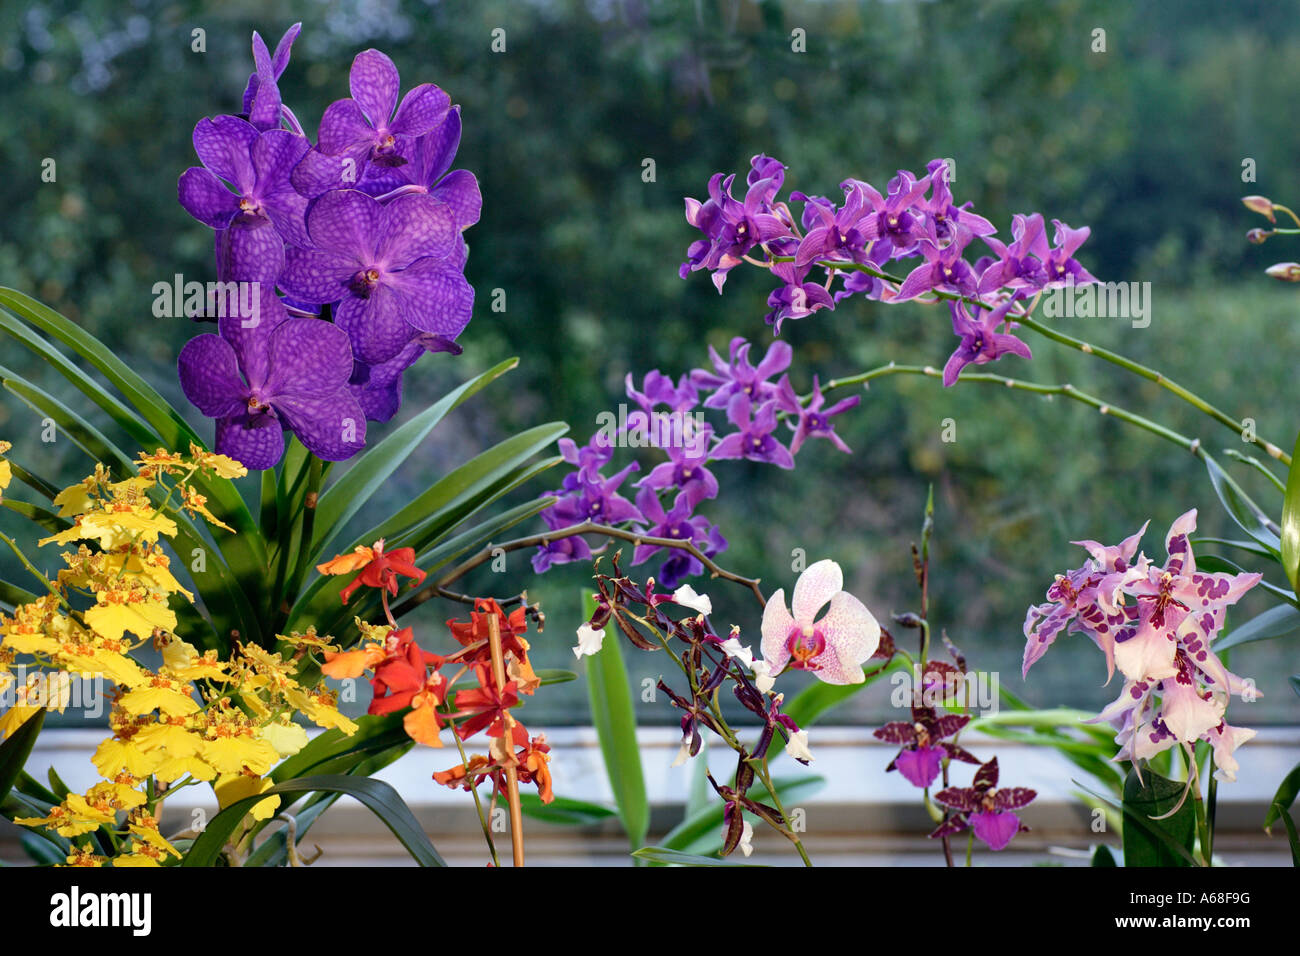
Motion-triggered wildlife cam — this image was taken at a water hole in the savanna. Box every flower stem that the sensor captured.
[780,256,1291,465]
[486,612,526,867]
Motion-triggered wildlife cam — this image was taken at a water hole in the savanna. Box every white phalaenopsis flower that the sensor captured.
[760,558,880,684]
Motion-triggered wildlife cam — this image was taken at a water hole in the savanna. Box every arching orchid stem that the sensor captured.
[774,256,1290,465]
[394,521,767,617]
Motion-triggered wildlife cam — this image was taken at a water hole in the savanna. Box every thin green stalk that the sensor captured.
[282,456,323,619]
[778,255,1290,465]
[820,363,1205,455]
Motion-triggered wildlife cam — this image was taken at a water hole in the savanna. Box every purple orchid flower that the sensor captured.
[680,171,788,292]
[941,295,1034,387]
[1032,218,1099,288]
[557,435,617,487]
[241,24,302,132]
[874,706,979,789]
[711,394,794,469]
[637,425,719,510]
[548,461,644,527]
[292,49,453,197]
[933,758,1036,851]
[177,116,311,282]
[977,213,1048,294]
[177,289,366,470]
[691,336,792,409]
[531,503,596,573]
[792,181,873,268]
[631,487,716,565]
[357,107,482,230]
[892,225,980,302]
[278,189,471,365]
[773,374,859,454]
[921,158,996,243]
[765,260,835,333]
[854,169,932,261]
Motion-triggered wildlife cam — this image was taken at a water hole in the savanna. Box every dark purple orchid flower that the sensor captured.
[279,189,470,365]
[357,108,482,230]
[932,757,1036,851]
[922,158,995,243]
[177,289,366,470]
[680,171,788,292]
[631,487,714,565]
[1032,219,1099,287]
[773,374,859,455]
[691,336,792,409]
[549,461,644,527]
[855,169,932,261]
[530,502,597,573]
[656,522,727,591]
[874,705,978,789]
[177,116,311,282]
[241,24,302,132]
[292,49,452,196]
[942,295,1033,387]
[637,424,718,510]
[765,260,835,333]
[712,394,794,469]
[557,435,617,486]
[978,213,1048,294]
[793,181,873,268]
[893,226,980,302]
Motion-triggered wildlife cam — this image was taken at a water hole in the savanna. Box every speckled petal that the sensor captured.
[316,98,376,156]
[760,588,795,675]
[279,247,358,305]
[385,257,473,338]
[178,335,246,418]
[192,116,258,192]
[390,83,451,138]
[276,390,368,461]
[416,109,461,185]
[216,217,285,284]
[791,558,843,625]
[178,167,239,228]
[305,189,382,261]
[349,49,400,126]
[431,170,482,229]
[335,284,414,365]
[813,590,879,684]
[378,193,456,266]
[263,318,355,401]
[216,415,285,471]
[216,285,289,388]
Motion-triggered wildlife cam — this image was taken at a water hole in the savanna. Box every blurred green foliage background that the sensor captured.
[2,0,1299,724]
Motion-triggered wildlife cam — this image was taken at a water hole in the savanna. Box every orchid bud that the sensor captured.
[1242,195,1276,222]
[1246,228,1269,245]
[1265,262,1300,282]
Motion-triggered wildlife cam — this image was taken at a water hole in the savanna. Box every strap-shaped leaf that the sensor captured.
[632,846,766,866]
[1215,603,1300,652]
[288,425,565,631]
[311,358,519,560]
[0,709,45,806]
[181,773,444,867]
[1205,451,1282,556]
[0,289,265,577]
[1282,430,1300,594]
[584,590,649,850]
[1119,768,1198,867]
[358,423,567,547]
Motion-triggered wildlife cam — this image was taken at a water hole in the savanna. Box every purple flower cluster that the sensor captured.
[176,25,478,469]
[681,155,1100,386]
[531,337,860,589]
[1024,510,1262,782]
